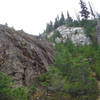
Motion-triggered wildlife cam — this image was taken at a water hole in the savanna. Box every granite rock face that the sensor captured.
[0,25,54,86]
[46,25,91,45]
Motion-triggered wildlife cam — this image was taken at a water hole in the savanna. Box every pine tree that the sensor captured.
[59,12,65,26]
[46,21,54,33]
[80,0,90,20]
[66,11,73,26]
[49,21,54,30]
[54,16,60,29]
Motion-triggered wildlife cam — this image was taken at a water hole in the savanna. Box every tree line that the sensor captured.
[44,0,98,33]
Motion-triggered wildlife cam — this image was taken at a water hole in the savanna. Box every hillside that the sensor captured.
[0,10,100,100]
[0,19,100,100]
[37,14,100,100]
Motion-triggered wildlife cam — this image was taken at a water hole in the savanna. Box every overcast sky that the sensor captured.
[0,0,99,35]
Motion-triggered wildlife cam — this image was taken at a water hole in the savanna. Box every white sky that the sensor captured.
[0,0,99,35]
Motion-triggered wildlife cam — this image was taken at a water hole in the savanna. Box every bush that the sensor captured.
[49,30,62,42]
[11,87,29,100]
[0,72,13,100]
[0,72,29,100]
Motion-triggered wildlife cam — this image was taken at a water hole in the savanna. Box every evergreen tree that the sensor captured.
[88,2,95,19]
[79,0,90,20]
[46,21,54,33]
[54,16,60,29]
[59,12,65,26]
[49,21,54,30]
[66,11,73,26]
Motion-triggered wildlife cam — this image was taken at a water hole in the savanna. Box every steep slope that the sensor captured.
[0,25,54,86]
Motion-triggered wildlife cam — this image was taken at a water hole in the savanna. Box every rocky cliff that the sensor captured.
[0,25,54,86]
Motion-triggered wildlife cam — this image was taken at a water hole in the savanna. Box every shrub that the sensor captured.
[0,72,29,100]
[0,72,13,100]
[11,87,29,100]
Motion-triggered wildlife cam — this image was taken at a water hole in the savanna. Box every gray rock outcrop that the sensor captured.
[0,25,54,86]
[45,25,91,45]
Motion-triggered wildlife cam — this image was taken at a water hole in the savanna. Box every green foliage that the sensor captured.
[0,72,30,100]
[30,84,37,93]
[54,16,60,29]
[41,12,99,100]
[0,72,13,100]
[80,20,97,38]
[40,2,100,100]
[49,30,62,42]
[59,12,65,26]
[55,43,99,99]
[0,72,13,89]
[45,12,73,33]
[46,21,54,33]
[11,87,29,100]
[66,11,73,26]
[36,42,99,100]
[94,47,100,80]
